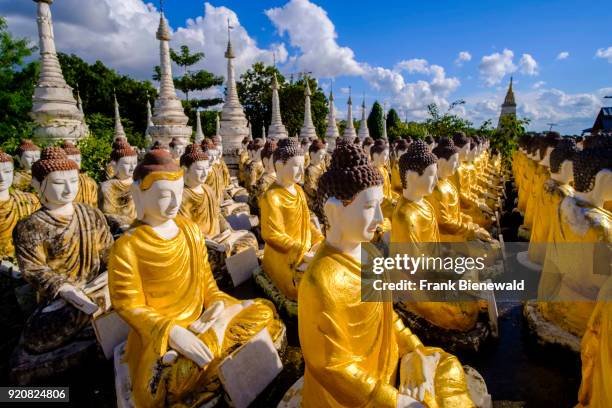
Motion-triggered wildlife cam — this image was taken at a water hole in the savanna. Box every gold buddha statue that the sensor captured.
[13,147,113,354]
[61,141,98,207]
[248,139,277,215]
[538,137,612,338]
[303,139,327,211]
[0,149,39,261]
[370,139,397,222]
[237,137,250,185]
[99,140,138,234]
[260,138,323,301]
[11,139,40,193]
[108,148,282,408]
[301,138,312,170]
[299,142,474,408]
[178,144,258,274]
[243,138,265,194]
[169,137,187,164]
[391,138,410,195]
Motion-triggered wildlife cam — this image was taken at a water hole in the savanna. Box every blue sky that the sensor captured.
[2,0,611,134]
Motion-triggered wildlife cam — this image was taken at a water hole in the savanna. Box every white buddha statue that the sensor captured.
[12,139,41,192]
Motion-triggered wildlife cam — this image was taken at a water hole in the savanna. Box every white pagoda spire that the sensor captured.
[382,102,388,140]
[144,93,153,146]
[325,86,339,151]
[113,92,126,140]
[342,87,356,139]
[31,0,88,143]
[215,112,220,137]
[299,78,317,140]
[194,110,204,144]
[247,119,253,141]
[268,73,288,139]
[76,88,84,115]
[261,124,267,142]
[357,93,370,141]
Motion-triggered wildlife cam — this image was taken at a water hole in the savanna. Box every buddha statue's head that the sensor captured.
[394,139,409,161]
[575,136,584,150]
[301,138,312,154]
[211,136,223,160]
[550,138,578,184]
[400,140,438,201]
[573,136,612,207]
[241,137,250,151]
[308,139,326,166]
[132,149,183,224]
[273,138,304,187]
[180,144,210,188]
[169,137,187,160]
[61,141,82,169]
[452,132,471,162]
[370,139,389,167]
[110,140,138,181]
[518,134,531,154]
[362,137,374,157]
[0,149,14,198]
[424,135,435,151]
[31,147,80,209]
[528,137,543,161]
[15,139,40,171]
[433,137,460,179]
[261,139,278,173]
[318,143,384,247]
[248,138,264,162]
[150,140,170,153]
[538,132,561,167]
[354,137,361,146]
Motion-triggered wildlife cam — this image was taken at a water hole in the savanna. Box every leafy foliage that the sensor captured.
[424,100,472,137]
[388,121,429,140]
[491,115,530,167]
[77,114,114,182]
[367,101,385,139]
[386,108,401,134]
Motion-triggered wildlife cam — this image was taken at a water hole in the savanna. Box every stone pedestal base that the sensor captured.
[523,300,580,353]
[253,267,298,318]
[394,305,491,354]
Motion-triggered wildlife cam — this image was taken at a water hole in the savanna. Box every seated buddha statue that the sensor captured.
[392,140,482,332]
[391,138,409,195]
[303,139,327,211]
[179,144,258,275]
[464,137,499,212]
[248,140,277,216]
[362,137,374,158]
[301,138,312,169]
[60,141,98,207]
[0,149,39,262]
[260,138,323,301]
[451,132,494,229]
[108,148,283,408]
[12,139,40,193]
[237,137,250,185]
[99,140,138,235]
[537,137,611,339]
[169,137,187,163]
[13,147,113,355]
[299,142,475,408]
[371,139,397,230]
[104,137,129,180]
[526,138,577,268]
[243,138,265,194]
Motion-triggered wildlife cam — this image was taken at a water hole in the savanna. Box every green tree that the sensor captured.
[77,114,114,182]
[279,76,328,138]
[492,115,530,167]
[424,100,472,137]
[386,108,401,134]
[367,101,385,139]
[388,121,428,140]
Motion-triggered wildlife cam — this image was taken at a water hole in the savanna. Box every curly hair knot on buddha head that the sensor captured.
[32,147,80,183]
[110,140,137,162]
[452,131,470,149]
[549,138,578,174]
[538,131,561,159]
[273,138,303,164]
[573,136,612,193]
[432,137,459,160]
[370,139,388,157]
[180,144,209,168]
[133,149,181,183]
[424,135,434,145]
[247,138,264,152]
[261,140,278,160]
[308,139,325,154]
[0,149,12,163]
[60,141,80,156]
[394,139,409,154]
[399,140,438,188]
[150,140,170,152]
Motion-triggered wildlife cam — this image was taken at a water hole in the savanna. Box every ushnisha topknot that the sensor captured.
[0,149,13,163]
[424,135,434,145]
[395,138,409,153]
[572,135,612,193]
[60,141,80,156]
[399,139,438,188]
[201,138,214,152]
[432,136,459,160]
[180,143,209,168]
[370,139,388,156]
[336,134,356,147]
[362,137,374,148]
[15,139,40,157]
[261,139,278,160]
[317,142,383,212]
[150,140,170,151]
[273,137,303,164]
[247,138,264,152]
[31,147,80,183]
[549,138,578,174]
[538,131,561,159]
[308,139,325,154]
[452,131,470,148]
[110,139,137,162]
[133,148,181,183]
[112,137,128,150]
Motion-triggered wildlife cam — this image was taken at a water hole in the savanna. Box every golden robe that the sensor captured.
[238,151,249,185]
[205,165,224,204]
[245,160,264,194]
[75,172,98,207]
[426,178,478,242]
[248,172,275,215]
[522,164,549,231]
[391,162,403,196]
[377,164,398,222]
[451,165,492,229]
[99,179,136,229]
[0,191,39,259]
[391,197,439,244]
[518,159,536,213]
[260,184,323,301]
[304,162,325,211]
[108,216,282,408]
[12,170,34,193]
[299,243,474,408]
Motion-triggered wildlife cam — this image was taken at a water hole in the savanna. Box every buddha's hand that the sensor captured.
[478,202,493,214]
[169,325,214,368]
[474,227,492,242]
[57,283,99,315]
[189,301,225,334]
[399,348,440,403]
[397,394,425,408]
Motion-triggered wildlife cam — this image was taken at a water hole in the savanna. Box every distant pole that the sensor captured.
[546,123,558,131]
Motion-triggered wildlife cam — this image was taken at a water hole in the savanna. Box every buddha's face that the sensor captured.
[0,162,14,192]
[115,155,137,180]
[372,149,389,166]
[327,186,384,243]
[309,149,325,165]
[138,178,183,223]
[19,150,40,171]
[405,163,437,197]
[67,154,82,169]
[185,160,210,187]
[37,170,79,206]
[275,155,304,186]
[437,153,459,178]
[171,142,187,160]
[557,160,573,184]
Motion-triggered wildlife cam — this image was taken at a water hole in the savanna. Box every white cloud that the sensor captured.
[556,51,569,60]
[455,51,472,66]
[479,49,517,86]
[519,53,539,76]
[595,46,612,63]
[532,81,546,89]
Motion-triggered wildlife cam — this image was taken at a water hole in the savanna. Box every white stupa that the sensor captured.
[113,93,126,141]
[261,124,267,142]
[194,110,204,144]
[299,79,317,140]
[30,0,89,143]
[325,88,339,151]
[147,11,192,145]
[382,103,388,140]
[268,74,288,139]
[342,88,357,139]
[357,95,370,141]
